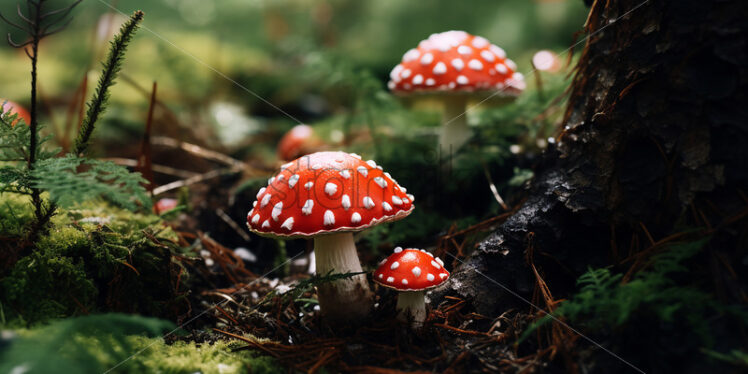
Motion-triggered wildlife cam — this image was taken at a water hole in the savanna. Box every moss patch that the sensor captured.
[0,193,187,325]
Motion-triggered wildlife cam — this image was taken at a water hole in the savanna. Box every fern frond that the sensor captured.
[30,156,150,211]
[72,10,144,156]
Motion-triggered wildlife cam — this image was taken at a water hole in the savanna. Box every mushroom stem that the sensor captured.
[314,232,373,320]
[439,95,470,158]
[396,290,427,326]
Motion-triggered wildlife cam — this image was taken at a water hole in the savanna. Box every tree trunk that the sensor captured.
[439,0,748,361]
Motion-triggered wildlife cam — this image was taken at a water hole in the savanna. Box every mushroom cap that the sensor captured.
[373,248,450,291]
[277,124,317,161]
[387,30,525,97]
[154,198,179,214]
[1,100,31,126]
[246,151,414,239]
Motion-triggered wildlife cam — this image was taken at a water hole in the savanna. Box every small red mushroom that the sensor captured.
[373,247,450,326]
[388,31,525,155]
[532,50,561,73]
[154,198,179,214]
[1,100,31,127]
[247,151,414,320]
[277,124,321,161]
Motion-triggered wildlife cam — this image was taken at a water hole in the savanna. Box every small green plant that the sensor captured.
[0,2,147,246]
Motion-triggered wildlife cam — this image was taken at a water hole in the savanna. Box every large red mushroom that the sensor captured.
[373,247,450,326]
[247,151,414,320]
[388,31,525,155]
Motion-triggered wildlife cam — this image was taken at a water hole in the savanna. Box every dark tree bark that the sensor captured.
[437,0,748,370]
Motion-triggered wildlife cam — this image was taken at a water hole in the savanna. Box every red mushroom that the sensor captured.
[388,31,525,155]
[277,124,321,161]
[247,151,414,320]
[154,198,179,214]
[373,247,450,326]
[1,100,31,127]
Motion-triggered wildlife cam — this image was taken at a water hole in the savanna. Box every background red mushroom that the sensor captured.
[1,100,31,127]
[388,31,525,156]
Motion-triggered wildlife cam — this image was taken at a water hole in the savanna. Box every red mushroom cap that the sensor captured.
[387,30,525,96]
[154,198,179,214]
[247,151,414,238]
[373,248,450,291]
[277,124,317,161]
[1,100,31,127]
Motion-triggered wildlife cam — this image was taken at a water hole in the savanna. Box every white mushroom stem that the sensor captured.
[314,232,373,320]
[396,290,427,326]
[439,95,471,158]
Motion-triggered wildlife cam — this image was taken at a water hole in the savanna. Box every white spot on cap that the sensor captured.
[403,48,419,62]
[468,59,483,70]
[457,45,472,55]
[407,193,415,201]
[272,202,283,221]
[436,257,444,266]
[427,273,435,281]
[366,160,377,168]
[373,177,387,188]
[325,182,338,196]
[281,162,292,170]
[457,75,469,85]
[253,201,257,207]
[386,276,395,283]
[392,195,403,206]
[420,53,433,65]
[391,261,400,270]
[412,266,422,277]
[425,78,436,86]
[304,181,314,190]
[495,63,507,74]
[390,64,404,81]
[260,194,271,208]
[262,219,270,228]
[439,273,448,279]
[433,62,447,75]
[401,69,411,79]
[351,212,361,223]
[256,187,266,198]
[302,199,314,215]
[311,164,322,170]
[431,260,441,269]
[281,217,294,230]
[505,58,517,70]
[268,177,275,184]
[394,246,403,253]
[342,194,351,210]
[288,174,299,188]
[402,279,408,285]
[357,166,368,177]
[363,196,375,209]
[490,44,506,58]
[512,72,524,81]
[412,74,424,85]
[378,273,383,279]
[472,36,489,48]
[276,174,285,182]
[323,210,335,226]
[350,153,362,159]
[451,58,464,71]
[251,214,260,225]
[382,202,392,212]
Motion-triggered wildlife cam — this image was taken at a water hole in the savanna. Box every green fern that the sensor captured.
[30,156,150,211]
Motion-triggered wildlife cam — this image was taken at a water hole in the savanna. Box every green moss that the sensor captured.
[1,314,280,374]
[0,194,185,325]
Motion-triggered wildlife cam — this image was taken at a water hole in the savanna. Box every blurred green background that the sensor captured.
[0,0,586,156]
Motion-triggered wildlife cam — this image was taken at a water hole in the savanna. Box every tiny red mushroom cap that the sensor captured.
[388,30,525,96]
[1,100,31,127]
[247,151,414,238]
[277,124,316,161]
[373,248,450,291]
